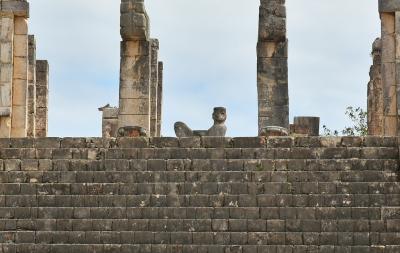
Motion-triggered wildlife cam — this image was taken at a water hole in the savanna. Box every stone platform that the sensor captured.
[0,136,398,252]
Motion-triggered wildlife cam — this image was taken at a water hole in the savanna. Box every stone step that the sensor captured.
[2,243,400,253]
[0,147,398,160]
[0,231,399,245]
[0,182,399,195]
[1,136,397,149]
[1,170,399,184]
[0,207,398,219]
[3,159,398,172]
[0,218,398,232]
[2,194,400,208]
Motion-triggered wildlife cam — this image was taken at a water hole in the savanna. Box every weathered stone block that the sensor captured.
[379,0,400,12]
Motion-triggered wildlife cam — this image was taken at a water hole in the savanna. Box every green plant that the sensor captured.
[323,106,368,137]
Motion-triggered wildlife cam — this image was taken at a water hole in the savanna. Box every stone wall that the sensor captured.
[0,136,398,252]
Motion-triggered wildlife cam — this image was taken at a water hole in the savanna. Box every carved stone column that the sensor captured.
[257,0,289,135]
[27,34,36,137]
[367,38,384,135]
[156,61,163,137]
[150,39,159,137]
[35,60,49,137]
[118,0,152,135]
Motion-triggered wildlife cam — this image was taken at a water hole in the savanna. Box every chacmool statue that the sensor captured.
[174,107,227,137]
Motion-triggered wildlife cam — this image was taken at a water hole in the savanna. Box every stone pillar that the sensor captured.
[156,61,163,137]
[35,60,48,137]
[27,34,36,137]
[99,105,119,138]
[378,1,400,135]
[367,38,384,135]
[257,0,289,135]
[149,39,159,137]
[118,0,152,135]
[11,16,29,137]
[0,14,14,137]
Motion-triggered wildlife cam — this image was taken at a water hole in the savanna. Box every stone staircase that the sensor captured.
[0,136,399,252]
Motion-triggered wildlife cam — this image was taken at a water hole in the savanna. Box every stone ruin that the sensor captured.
[366,0,400,136]
[0,1,399,253]
[99,0,163,138]
[0,0,49,138]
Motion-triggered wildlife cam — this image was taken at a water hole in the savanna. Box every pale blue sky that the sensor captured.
[30,0,380,137]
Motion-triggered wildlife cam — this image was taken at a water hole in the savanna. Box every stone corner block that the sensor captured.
[379,0,400,12]
[1,0,29,18]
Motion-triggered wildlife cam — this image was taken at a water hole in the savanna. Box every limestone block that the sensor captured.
[13,34,27,57]
[258,83,289,105]
[0,42,13,64]
[381,12,395,36]
[13,56,28,80]
[381,34,396,63]
[26,113,35,137]
[13,17,27,35]
[12,78,27,106]
[0,116,11,137]
[384,116,398,136]
[1,0,29,18]
[120,56,138,82]
[119,83,149,99]
[383,85,397,116]
[258,15,286,42]
[0,16,14,41]
[27,85,35,113]
[120,0,149,40]
[379,0,400,12]
[382,63,396,89]
[118,114,150,130]
[11,104,26,128]
[120,40,140,57]
[119,98,150,115]
[101,107,119,119]
[0,84,11,107]
[0,64,13,83]
[257,41,287,58]
[35,107,47,127]
[0,106,10,116]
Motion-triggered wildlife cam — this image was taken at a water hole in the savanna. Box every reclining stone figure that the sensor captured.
[174,107,227,137]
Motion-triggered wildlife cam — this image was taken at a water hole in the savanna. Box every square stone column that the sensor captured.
[367,39,384,135]
[11,16,29,137]
[35,60,48,137]
[156,61,163,137]
[378,0,400,135]
[118,0,152,135]
[257,0,289,135]
[0,14,14,137]
[149,39,159,137]
[118,40,151,133]
[27,34,36,137]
